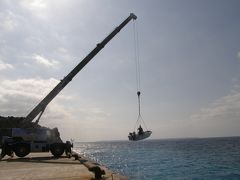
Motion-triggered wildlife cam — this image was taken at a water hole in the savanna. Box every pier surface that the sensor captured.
[0,152,128,180]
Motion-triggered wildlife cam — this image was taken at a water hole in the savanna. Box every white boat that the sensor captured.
[128,130,152,141]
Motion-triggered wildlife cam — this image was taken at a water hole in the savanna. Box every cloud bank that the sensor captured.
[0,60,14,70]
[0,77,111,141]
[33,54,59,68]
[190,87,240,137]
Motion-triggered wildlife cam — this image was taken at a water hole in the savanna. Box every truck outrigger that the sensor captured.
[0,13,137,159]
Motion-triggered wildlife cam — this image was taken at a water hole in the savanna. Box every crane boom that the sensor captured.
[22,13,137,126]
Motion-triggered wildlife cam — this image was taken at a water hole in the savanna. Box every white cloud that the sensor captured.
[0,77,110,141]
[0,78,59,100]
[33,54,59,68]
[58,47,68,54]
[0,10,18,31]
[0,60,14,70]
[55,47,73,62]
[0,78,76,132]
[237,51,240,59]
[0,77,79,140]
[26,0,47,9]
[190,87,240,137]
[20,0,48,20]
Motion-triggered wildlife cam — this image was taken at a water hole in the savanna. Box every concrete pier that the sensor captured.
[0,152,128,180]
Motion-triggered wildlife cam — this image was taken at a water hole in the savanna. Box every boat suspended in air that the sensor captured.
[128,127,152,141]
[127,20,152,141]
[128,92,152,141]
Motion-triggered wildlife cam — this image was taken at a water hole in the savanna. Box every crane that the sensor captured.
[0,13,137,159]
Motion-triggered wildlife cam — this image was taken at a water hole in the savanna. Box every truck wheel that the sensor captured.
[14,144,30,158]
[65,141,72,157]
[50,144,64,158]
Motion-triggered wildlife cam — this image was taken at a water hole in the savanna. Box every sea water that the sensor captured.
[74,137,240,179]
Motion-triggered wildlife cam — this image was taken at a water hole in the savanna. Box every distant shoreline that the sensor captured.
[76,135,240,143]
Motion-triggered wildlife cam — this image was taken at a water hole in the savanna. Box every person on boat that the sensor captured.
[132,131,136,140]
[138,125,144,135]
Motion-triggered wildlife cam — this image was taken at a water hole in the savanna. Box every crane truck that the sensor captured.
[0,13,137,159]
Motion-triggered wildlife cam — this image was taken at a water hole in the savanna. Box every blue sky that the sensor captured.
[0,0,240,141]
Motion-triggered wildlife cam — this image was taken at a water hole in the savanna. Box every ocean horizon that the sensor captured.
[76,136,240,143]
